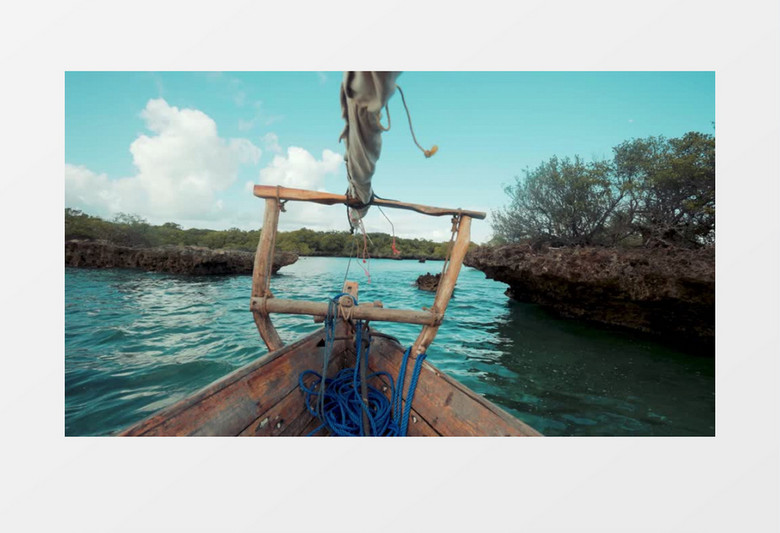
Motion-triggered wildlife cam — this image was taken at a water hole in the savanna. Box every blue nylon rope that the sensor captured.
[399,349,427,436]
[298,293,427,436]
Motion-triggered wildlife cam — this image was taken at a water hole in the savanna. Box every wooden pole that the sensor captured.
[412,215,472,356]
[250,297,441,326]
[253,184,486,220]
[251,198,284,351]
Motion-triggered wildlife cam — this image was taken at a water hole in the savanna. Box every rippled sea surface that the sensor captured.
[65,258,714,436]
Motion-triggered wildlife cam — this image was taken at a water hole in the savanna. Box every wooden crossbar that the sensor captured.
[250,297,442,326]
[253,185,486,220]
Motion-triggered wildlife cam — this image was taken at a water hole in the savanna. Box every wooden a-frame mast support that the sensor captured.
[250,185,481,356]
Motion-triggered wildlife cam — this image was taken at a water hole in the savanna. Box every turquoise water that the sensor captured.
[65,257,714,436]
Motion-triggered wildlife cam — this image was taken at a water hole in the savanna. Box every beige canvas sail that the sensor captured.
[339,71,402,225]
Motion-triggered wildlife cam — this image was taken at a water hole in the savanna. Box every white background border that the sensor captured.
[1,1,778,531]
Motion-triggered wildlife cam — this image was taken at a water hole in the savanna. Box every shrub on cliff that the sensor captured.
[492,131,715,248]
[613,132,715,247]
[492,156,629,247]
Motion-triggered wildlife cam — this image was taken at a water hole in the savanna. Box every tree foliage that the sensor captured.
[492,132,715,248]
[64,210,453,259]
[492,156,627,246]
[613,132,715,246]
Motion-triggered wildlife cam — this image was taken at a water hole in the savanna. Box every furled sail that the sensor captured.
[339,71,402,226]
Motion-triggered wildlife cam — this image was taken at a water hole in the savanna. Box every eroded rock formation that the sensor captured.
[416,272,441,292]
[65,240,298,276]
[465,244,714,352]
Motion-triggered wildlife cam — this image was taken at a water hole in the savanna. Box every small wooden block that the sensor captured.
[342,281,359,300]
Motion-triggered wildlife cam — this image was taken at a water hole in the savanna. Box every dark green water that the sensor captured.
[64,257,714,436]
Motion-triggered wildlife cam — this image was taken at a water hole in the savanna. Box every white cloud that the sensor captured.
[150,73,164,97]
[256,146,344,231]
[259,146,342,190]
[64,99,481,242]
[276,202,335,233]
[64,165,121,217]
[358,208,475,242]
[65,98,261,223]
[262,132,282,154]
[237,101,284,131]
[251,146,492,242]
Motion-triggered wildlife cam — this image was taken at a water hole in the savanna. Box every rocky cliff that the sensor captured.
[415,272,441,292]
[465,245,714,353]
[65,240,298,276]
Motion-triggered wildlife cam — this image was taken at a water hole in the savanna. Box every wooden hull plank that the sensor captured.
[239,351,345,436]
[369,336,542,436]
[120,326,541,437]
[365,363,441,436]
[299,414,329,436]
[121,330,336,436]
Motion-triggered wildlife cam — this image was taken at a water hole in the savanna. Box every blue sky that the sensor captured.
[65,71,714,243]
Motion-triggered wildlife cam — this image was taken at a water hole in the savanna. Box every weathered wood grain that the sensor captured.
[120,330,339,436]
[253,184,486,220]
[238,351,345,436]
[251,197,283,351]
[279,407,320,436]
[412,215,472,356]
[250,297,440,325]
[362,363,440,436]
[370,335,542,436]
[299,414,328,436]
[404,409,440,436]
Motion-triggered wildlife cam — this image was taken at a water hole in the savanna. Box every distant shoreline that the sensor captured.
[65,209,452,262]
[64,240,447,277]
[65,240,298,276]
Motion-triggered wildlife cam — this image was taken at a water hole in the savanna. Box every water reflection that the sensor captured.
[475,301,715,435]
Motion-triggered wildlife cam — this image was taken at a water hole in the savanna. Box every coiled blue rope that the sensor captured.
[299,367,399,436]
[298,293,427,436]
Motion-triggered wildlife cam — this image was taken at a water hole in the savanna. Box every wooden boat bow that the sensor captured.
[119,184,543,437]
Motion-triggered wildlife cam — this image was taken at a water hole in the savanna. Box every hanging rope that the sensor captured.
[356,218,371,283]
[376,103,391,132]
[396,84,438,158]
[392,347,427,436]
[298,293,428,436]
[342,235,358,287]
[377,205,401,256]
